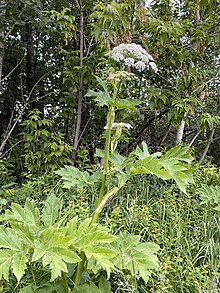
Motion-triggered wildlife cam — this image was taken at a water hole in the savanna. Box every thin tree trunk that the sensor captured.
[160,124,172,146]
[25,20,34,103]
[175,112,187,145]
[199,127,216,164]
[188,130,201,148]
[72,0,83,164]
[0,0,6,94]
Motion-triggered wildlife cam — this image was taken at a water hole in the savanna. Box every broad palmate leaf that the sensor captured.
[42,194,63,226]
[66,217,117,277]
[0,227,29,282]
[112,233,160,284]
[55,165,101,189]
[32,227,81,281]
[128,143,194,193]
[197,184,220,210]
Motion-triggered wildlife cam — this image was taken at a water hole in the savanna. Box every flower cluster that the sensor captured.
[104,122,133,130]
[110,43,158,73]
[112,122,133,129]
[107,70,137,83]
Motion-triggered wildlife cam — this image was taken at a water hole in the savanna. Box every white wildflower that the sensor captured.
[134,61,146,72]
[124,57,135,67]
[110,42,158,73]
[112,52,124,62]
[149,62,158,72]
[112,122,133,129]
[104,122,133,130]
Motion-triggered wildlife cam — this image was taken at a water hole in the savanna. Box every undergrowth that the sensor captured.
[0,165,220,292]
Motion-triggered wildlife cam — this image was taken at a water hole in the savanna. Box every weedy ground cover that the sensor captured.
[105,174,220,292]
[0,169,219,292]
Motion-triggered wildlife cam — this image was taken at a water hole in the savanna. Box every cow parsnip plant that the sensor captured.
[0,44,194,292]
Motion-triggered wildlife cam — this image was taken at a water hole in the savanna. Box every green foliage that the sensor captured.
[0,194,159,288]
[55,166,101,189]
[112,233,159,284]
[197,184,220,211]
[128,143,194,193]
[72,275,111,293]
[0,160,16,187]
[0,195,80,282]
[91,1,133,43]
[106,175,220,292]
[197,113,220,131]
[20,109,72,178]
[49,8,76,43]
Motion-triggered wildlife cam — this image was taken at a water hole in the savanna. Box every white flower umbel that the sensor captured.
[104,122,133,130]
[134,61,146,71]
[124,57,135,67]
[110,43,158,73]
[112,122,133,129]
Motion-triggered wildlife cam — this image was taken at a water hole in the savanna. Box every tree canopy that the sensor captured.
[0,0,219,179]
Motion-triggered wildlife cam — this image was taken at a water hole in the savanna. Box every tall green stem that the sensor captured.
[73,84,119,288]
[74,252,86,287]
[91,107,114,223]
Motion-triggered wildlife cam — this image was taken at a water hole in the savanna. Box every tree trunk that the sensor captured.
[175,113,187,145]
[0,0,6,94]
[199,127,215,164]
[25,20,35,102]
[72,0,84,164]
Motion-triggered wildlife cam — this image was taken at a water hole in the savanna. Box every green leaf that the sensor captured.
[128,143,194,193]
[3,199,40,227]
[112,233,159,283]
[133,142,162,160]
[0,250,13,281]
[85,89,110,107]
[43,253,68,281]
[18,284,39,293]
[109,98,141,111]
[32,227,81,281]
[161,145,194,164]
[109,151,126,171]
[72,276,111,293]
[12,252,28,282]
[86,246,116,278]
[72,219,116,248]
[0,227,23,250]
[159,146,194,193]
[98,275,111,292]
[0,235,28,283]
[197,185,220,209]
[85,77,111,107]
[55,166,101,189]
[42,194,62,226]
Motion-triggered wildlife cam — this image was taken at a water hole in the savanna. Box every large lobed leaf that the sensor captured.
[66,218,117,278]
[0,196,81,282]
[128,143,194,193]
[0,227,29,282]
[197,184,220,210]
[112,233,160,284]
[55,165,101,189]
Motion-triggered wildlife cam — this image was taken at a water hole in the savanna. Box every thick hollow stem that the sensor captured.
[73,84,118,288]
[74,252,86,287]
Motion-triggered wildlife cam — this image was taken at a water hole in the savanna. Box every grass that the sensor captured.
[105,175,220,292]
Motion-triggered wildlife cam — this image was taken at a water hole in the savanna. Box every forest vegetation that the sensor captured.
[0,0,220,292]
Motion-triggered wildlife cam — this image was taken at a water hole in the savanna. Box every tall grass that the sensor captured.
[105,175,220,292]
